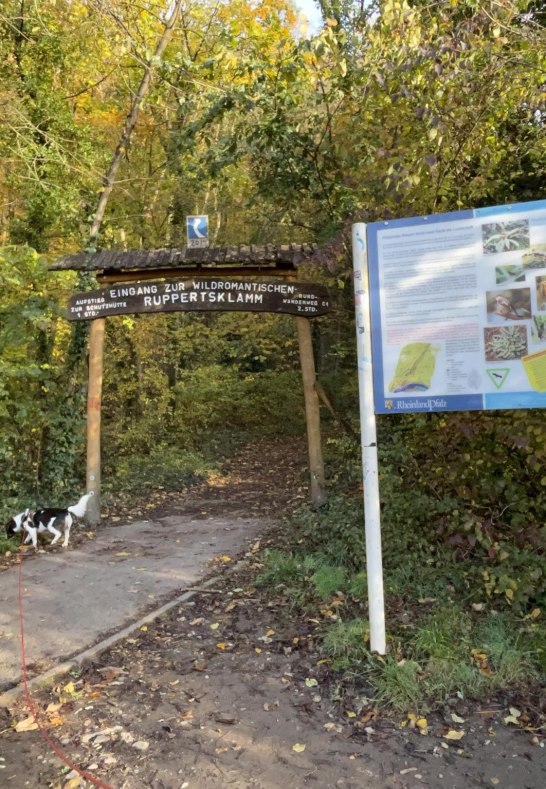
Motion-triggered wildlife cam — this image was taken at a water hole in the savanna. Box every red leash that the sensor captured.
[17,546,116,789]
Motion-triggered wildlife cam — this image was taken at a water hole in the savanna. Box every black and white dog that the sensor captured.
[5,493,93,549]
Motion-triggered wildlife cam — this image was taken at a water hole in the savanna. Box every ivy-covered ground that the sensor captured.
[1,436,545,788]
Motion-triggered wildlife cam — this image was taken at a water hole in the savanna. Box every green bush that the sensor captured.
[0,246,84,519]
[315,409,546,612]
[289,496,365,572]
[172,366,305,448]
[103,446,211,495]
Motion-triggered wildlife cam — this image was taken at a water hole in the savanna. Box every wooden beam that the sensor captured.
[296,316,327,507]
[86,318,105,525]
[96,267,297,283]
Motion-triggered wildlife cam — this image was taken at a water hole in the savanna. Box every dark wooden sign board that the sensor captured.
[67,278,330,321]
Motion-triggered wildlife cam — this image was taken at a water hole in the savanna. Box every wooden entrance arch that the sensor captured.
[51,244,329,524]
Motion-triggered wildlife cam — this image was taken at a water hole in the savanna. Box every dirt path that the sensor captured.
[0,438,545,788]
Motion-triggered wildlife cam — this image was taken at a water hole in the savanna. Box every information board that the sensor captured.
[67,277,330,320]
[367,198,546,413]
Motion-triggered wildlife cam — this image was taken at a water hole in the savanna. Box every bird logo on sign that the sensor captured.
[187,215,209,247]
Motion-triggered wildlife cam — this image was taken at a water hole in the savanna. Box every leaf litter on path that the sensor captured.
[2,438,545,788]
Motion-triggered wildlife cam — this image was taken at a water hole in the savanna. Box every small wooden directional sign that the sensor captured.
[67,278,330,321]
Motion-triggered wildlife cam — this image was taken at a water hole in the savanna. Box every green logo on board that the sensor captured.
[486,368,510,389]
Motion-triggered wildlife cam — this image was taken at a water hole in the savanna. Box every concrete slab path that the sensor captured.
[0,499,268,692]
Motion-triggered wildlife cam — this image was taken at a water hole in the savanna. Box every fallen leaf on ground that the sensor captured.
[443,729,465,740]
[15,716,38,732]
[503,707,521,726]
[416,717,428,735]
[47,712,64,727]
[46,702,62,713]
[63,777,82,789]
[358,709,377,725]
[323,722,342,733]
[471,648,493,674]
[292,743,306,752]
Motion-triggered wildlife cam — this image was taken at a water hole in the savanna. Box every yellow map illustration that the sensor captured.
[389,342,439,393]
[522,349,546,393]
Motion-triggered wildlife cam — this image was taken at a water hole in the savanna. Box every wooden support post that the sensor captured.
[86,318,105,525]
[296,316,327,507]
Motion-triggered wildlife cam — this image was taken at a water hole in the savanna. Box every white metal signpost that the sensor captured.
[352,224,386,655]
[353,197,546,654]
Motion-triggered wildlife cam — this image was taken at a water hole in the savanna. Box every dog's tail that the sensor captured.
[67,492,94,519]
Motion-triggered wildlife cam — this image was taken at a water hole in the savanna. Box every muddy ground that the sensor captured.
[0,438,545,788]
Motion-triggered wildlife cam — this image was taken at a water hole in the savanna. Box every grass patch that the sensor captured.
[255,550,305,588]
[369,655,489,714]
[310,565,347,599]
[256,535,542,712]
[475,612,537,687]
[321,607,539,713]
[321,619,370,672]
[412,606,472,661]
[347,572,368,600]
[269,415,546,714]
[256,550,365,601]
[372,659,423,712]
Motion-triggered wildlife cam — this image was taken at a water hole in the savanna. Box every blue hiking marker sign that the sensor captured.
[186,215,209,248]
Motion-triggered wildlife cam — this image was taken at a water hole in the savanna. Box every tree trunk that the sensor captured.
[296,316,327,507]
[81,0,184,523]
